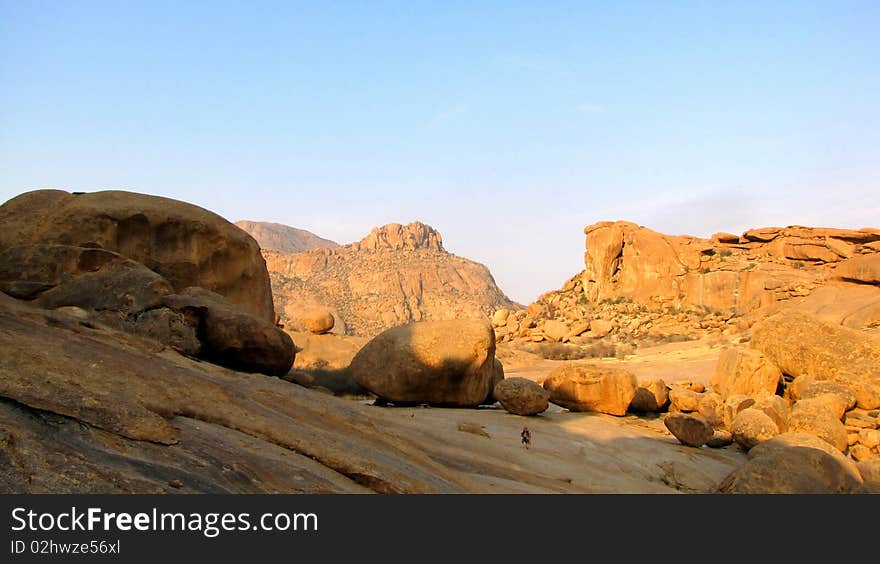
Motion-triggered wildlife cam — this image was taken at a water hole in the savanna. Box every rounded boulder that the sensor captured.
[493,377,549,416]
[349,320,497,407]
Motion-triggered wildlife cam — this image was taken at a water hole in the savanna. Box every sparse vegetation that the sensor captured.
[599,295,632,306]
[719,249,733,258]
[535,341,619,360]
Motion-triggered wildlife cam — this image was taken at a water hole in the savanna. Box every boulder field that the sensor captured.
[2,188,879,493]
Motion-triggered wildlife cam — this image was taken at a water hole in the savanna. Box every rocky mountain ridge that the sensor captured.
[264,221,517,336]
[235,220,339,254]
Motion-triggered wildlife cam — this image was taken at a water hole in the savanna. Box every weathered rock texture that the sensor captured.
[493,377,549,416]
[263,221,516,336]
[751,311,880,409]
[711,348,782,400]
[349,320,497,407]
[0,190,276,322]
[543,365,638,416]
[718,439,863,494]
[664,413,714,447]
[582,221,880,315]
[502,221,880,348]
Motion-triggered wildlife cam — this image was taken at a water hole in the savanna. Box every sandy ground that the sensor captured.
[349,337,746,493]
[358,399,745,493]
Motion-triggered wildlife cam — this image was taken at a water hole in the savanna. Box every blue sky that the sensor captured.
[2,1,878,303]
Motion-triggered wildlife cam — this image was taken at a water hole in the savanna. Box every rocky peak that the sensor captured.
[352,221,444,252]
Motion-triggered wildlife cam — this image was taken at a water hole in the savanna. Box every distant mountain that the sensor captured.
[264,221,517,336]
[235,220,339,254]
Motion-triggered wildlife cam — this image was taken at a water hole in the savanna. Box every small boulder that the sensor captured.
[731,408,780,450]
[302,308,335,334]
[491,309,510,327]
[542,320,569,342]
[629,379,669,412]
[664,413,714,447]
[674,381,706,393]
[349,319,497,407]
[543,364,637,416]
[792,377,857,412]
[493,378,549,416]
[669,387,702,413]
[796,394,848,421]
[789,399,849,452]
[859,428,880,449]
[698,392,725,428]
[753,395,791,433]
[850,445,876,462]
[589,319,614,338]
[707,429,734,448]
[723,395,756,430]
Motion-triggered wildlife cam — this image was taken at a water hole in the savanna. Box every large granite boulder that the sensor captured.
[0,189,276,322]
[349,320,497,407]
[718,437,863,494]
[543,365,637,416]
[711,347,782,400]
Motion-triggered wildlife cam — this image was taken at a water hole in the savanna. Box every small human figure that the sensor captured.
[521,426,532,449]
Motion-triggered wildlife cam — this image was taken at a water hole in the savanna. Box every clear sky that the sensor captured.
[2,1,878,303]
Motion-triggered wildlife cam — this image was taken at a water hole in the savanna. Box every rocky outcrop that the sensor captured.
[501,221,880,349]
[543,365,638,416]
[0,244,173,313]
[750,311,880,409]
[235,221,339,254]
[349,320,497,407]
[264,221,516,336]
[0,190,276,322]
[493,378,549,416]
[835,254,880,285]
[162,287,295,376]
[582,221,880,316]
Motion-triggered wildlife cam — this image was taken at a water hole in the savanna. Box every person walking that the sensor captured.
[521,426,532,449]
